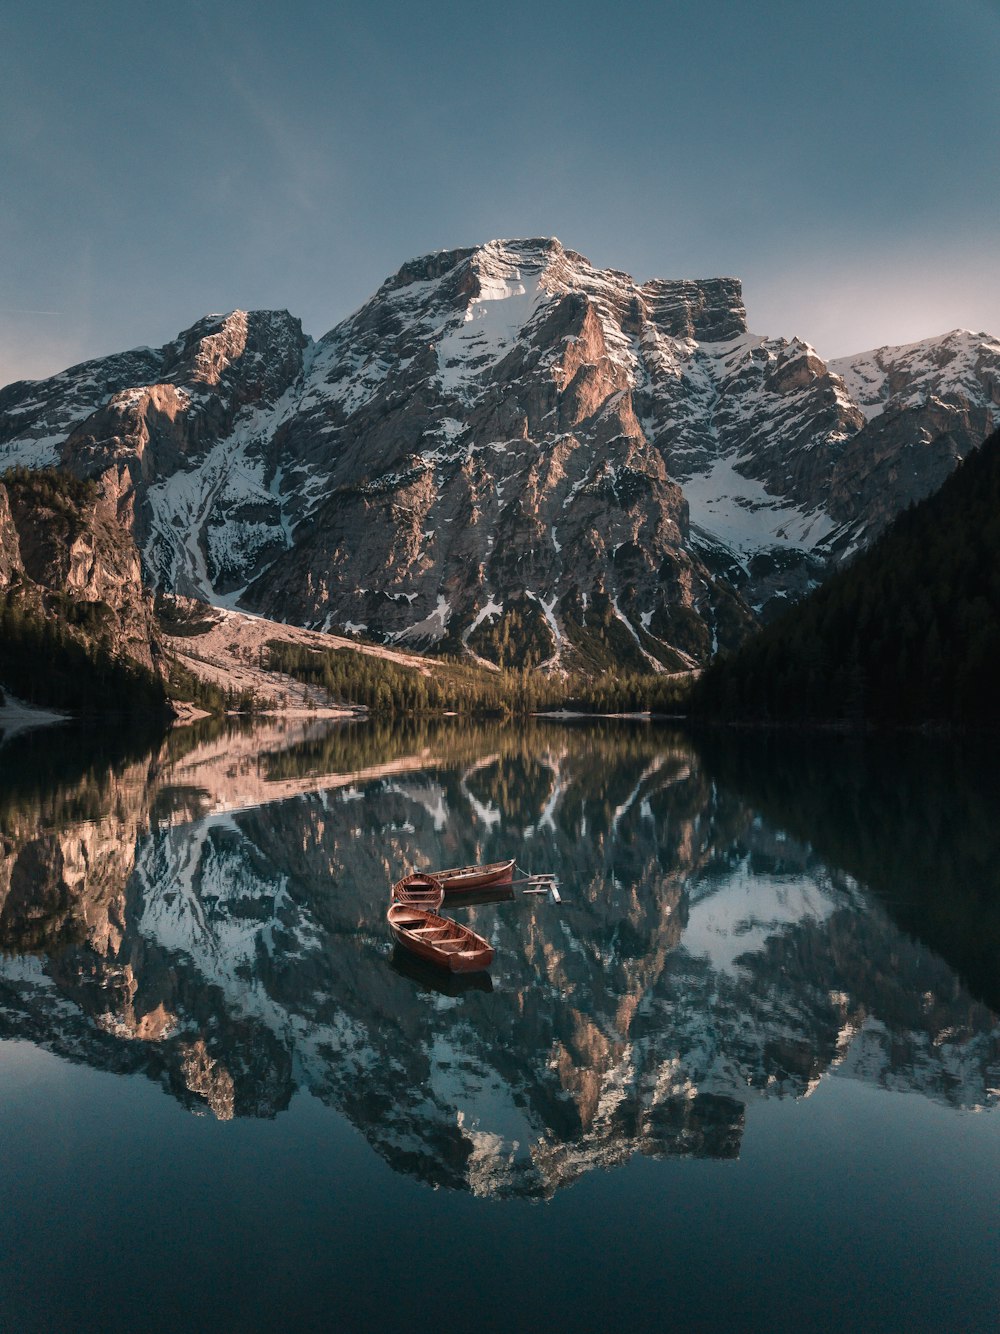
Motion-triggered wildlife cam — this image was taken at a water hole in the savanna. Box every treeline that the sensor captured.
[692,426,1000,727]
[466,602,555,669]
[267,640,690,716]
[577,671,689,715]
[3,465,99,523]
[0,596,167,718]
[165,657,265,715]
[464,588,696,675]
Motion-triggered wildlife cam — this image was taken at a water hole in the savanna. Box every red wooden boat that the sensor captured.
[391,872,444,911]
[386,903,495,973]
[428,858,515,894]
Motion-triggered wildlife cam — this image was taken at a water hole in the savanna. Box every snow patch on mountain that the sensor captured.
[394,593,451,645]
[143,381,304,598]
[684,454,837,553]
[437,275,544,399]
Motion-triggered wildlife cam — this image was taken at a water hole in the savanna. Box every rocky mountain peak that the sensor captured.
[381,246,478,293]
[1,240,998,671]
[640,275,746,342]
[830,328,1000,422]
[385,237,563,291]
[161,308,308,392]
[171,309,251,385]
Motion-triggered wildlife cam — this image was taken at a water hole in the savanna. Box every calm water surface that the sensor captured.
[0,717,997,1332]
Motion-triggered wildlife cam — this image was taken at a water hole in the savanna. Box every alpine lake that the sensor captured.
[0,714,997,1333]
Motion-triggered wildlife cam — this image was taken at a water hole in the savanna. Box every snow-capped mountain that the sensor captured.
[2,238,997,669]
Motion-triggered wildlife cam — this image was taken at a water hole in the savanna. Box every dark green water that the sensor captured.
[0,716,997,1332]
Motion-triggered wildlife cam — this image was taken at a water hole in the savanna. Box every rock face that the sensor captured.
[2,240,998,669]
[0,470,163,676]
[0,483,21,587]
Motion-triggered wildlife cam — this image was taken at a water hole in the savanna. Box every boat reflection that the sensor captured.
[438,884,516,911]
[390,945,495,996]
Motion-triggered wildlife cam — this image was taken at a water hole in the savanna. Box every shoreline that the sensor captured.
[0,690,70,739]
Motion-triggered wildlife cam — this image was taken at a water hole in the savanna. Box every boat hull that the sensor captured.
[430,859,515,894]
[387,904,494,973]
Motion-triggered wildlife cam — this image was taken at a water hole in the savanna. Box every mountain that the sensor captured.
[691,425,1000,725]
[2,239,997,671]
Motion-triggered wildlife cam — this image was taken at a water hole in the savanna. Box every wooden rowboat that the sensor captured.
[391,872,444,911]
[428,858,515,894]
[387,903,495,973]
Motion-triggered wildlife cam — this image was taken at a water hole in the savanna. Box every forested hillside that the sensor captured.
[267,639,689,717]
[692,427,1000,727]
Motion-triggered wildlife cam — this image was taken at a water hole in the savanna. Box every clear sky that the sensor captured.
[3,0,999,386]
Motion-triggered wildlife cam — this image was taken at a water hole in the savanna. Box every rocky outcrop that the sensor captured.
[0,469,164,679]
[641,275,747,342]
[1,241,998,667]
[0,482,21,588]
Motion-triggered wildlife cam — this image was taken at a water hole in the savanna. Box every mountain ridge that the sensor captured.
[691,424,1000,726]
[2,238,997,673]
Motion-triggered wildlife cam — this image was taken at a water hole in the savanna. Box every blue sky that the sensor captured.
[2,0,998,385]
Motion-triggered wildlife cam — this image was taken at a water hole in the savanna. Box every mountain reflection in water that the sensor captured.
[0,715,997,1198]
